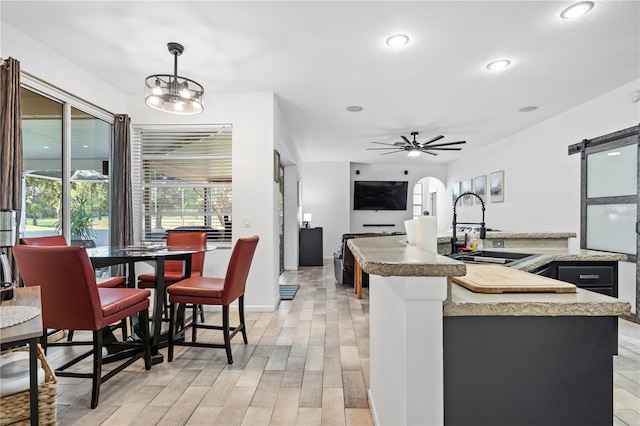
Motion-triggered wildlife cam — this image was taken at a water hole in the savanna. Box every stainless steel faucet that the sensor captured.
[451,192,486,254]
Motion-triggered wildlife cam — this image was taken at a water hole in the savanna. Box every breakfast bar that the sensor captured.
[347,235,630,426]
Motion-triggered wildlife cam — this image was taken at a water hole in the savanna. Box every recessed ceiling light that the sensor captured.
[518,106,538,112]
[607,152,621,157]
[386,34,409,48]
[43,146,50,149]
[560,1,594,19]
[486,59,511,71]
[346,105,363,112]
[82,145,89,148]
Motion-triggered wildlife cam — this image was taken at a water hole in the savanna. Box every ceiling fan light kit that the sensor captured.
[367,131,466,157]
[145,42,204,115]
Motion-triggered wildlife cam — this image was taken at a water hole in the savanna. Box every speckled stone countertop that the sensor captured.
[445,247,629,316]
[444,282,631,317]
[347,235,466,277]
[347,235,630,317]
[490,247,627,272]
[435,231,577,244]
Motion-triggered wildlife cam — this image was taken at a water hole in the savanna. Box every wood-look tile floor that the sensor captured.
[44,262,639,425]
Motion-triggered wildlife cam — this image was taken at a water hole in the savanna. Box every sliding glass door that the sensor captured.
[20,87,113,246]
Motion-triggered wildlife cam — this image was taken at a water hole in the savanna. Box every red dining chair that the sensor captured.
[167,235,258,364]
[12,245,152,409]
[20,235,126,288]
[138,230,208,320]
[20,235,128,341]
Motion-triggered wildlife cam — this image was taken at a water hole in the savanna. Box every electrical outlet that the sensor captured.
[492,240,505,248]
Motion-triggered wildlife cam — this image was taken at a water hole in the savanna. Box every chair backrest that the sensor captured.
[165,231,208,274]
[222,235,259,304]
[12,245,102,331]
[20,235,68,246]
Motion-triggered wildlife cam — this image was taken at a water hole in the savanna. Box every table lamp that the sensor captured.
[303,213,312,228]
[0,209,16,284]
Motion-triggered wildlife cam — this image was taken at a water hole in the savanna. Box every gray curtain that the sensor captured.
[111,114,133,247]
[0,58,23,279]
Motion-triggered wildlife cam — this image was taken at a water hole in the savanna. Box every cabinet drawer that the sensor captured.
[557,266,613,287]
[578,286,614,297]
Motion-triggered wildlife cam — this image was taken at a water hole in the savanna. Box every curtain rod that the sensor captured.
[20,68,117,118]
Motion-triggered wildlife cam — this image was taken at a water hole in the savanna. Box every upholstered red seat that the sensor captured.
[12,245,152,409]
[20,235,125,288]
[19,235,128,340]
[137,230,207,288]
[167,235,259,364]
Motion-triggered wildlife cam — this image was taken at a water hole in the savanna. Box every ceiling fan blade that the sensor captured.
[420,150,438,156]
[367,147,405,150]
[380,150,405,155]
[401,135,411,144]
[426,141,467,148]
[371,141,397,146]
[425,147,463,151]
[420,135,445,146]
[393,141,408,146]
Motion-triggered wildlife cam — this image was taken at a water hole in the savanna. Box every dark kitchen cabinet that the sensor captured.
[300,227,323,266]
[532,261,618,297]
[533,260,619,354]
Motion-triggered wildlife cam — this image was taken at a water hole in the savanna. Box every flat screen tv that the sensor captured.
[353,180,408,211]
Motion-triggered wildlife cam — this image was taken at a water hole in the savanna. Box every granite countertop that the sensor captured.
[347,235,466,277]
[347,234,630,317]
[488,247,628,272]
[445,247,629,317]
[435,231,577,243]
[444,282,631,317]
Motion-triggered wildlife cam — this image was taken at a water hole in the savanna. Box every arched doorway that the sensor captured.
[413,176,447,232]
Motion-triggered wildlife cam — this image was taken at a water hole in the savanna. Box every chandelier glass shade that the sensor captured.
[145,42,204,115]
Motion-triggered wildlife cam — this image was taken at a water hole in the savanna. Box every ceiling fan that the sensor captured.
[367,131,466,156]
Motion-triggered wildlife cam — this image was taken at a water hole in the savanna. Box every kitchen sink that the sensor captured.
[448,250,540,267]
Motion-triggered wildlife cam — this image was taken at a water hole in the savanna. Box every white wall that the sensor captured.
[1,23,126,113]
[446,79,640,313]
[300,162,351,258]
[349,163,447,235]
[128,92,280,311]
[283,165,301,270]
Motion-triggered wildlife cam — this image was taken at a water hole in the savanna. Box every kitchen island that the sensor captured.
[347,235,630,426]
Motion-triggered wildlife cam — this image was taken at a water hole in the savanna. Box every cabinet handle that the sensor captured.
[579,274,600,280]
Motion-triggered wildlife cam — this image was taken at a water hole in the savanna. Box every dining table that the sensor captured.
[86,244,216,364]
[0,286,43,425]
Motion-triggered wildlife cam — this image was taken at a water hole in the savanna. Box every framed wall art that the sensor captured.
[461,179,473,206]
[474,175,487,204]
[490,170,504,203]
[451,181,461,205]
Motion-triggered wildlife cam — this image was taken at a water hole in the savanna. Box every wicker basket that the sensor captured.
[0,344,57,425]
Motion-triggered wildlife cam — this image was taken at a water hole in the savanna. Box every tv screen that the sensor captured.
[353,181,408,210]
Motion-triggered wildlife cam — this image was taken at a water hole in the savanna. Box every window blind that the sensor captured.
[132,125,232,242]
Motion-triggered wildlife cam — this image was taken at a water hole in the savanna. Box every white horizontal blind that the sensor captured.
[132,125,232,242]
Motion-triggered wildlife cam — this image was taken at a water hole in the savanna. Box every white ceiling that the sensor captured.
[3,1,639,165]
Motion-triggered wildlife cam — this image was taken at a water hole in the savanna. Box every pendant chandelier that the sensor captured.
[145,42,204,115]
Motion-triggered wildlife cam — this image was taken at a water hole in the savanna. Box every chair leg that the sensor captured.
[222,305,232,364]
[239,295,248,344]
[192,303,198,343]
[199,304,205,323]
[121,318,128,340]
[138,308,152,370]
[168,302,176,362]
[90,329,103,409]
[67,330,75,341]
